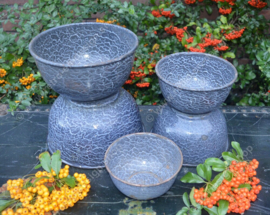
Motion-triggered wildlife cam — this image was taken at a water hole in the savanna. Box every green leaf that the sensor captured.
[222,152,239,164]
[189,187,202,209]
[231,141,243,159]
[51,150,61,175]
[207,173,224,193]
[183,192,190,208]
[39,151,52,172]
[224,170,233,181]
[181,172,205,184]
[150,0,156,5]
[0,200,15,212]
[190,207,202,215]
[234,183,251,191]
[204,206,218,215]
[48,187,54,193]
[205,158,226,169]
[61,175,76,188]
[223,52,235,59]
[205,164,212,181]
[21,100,31,106]
[190,187,197,207]
[34,164,42,169]
[0,191,10,198]
[196,164,206,180]
[217,200,229,215]
[176,207,189,215]
[220,15,227,24]
[205,5,213,15]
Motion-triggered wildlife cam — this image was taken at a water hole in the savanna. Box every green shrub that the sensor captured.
[0,0,269,111]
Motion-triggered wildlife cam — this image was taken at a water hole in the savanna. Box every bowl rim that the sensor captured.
[104,132,183,187]
[28,22,138,68]
[155,52,238,92]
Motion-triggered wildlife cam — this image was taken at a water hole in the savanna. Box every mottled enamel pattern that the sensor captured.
[29,23,138,102]
[48,89,143,169]
[29,23,143,168]
[156,52,238,114]
[153,104,228,166]
[105,133,183,200]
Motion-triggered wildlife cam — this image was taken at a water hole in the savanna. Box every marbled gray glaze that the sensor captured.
[156,52,238,114]
[152,104,228,166]
[104,133,183,200]
[29,23,138,102]
[48,89,143,169]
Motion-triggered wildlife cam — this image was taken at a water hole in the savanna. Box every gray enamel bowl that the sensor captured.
[156,52,238,114]
[29,23,138,102]
[104,133,183,200]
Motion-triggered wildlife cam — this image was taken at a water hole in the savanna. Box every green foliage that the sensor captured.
[38,150,62,174]
[0,0,269,108]
[177,142,249,215]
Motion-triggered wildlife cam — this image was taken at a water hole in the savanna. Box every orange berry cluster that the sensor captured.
[219,7,232,14]
[136,82,150,88]
[0,68,7,78]
[175,27,187,42]
[3,165,91,215]
[214,46,229,51]
[185,0,196,4]
[12,58,24,68]
[161,9,175,18]
[151,10,162,18]
[248,0,267,8]
[19,74,35,86]
[165,26,176,35]
[224,28,246,40]
[212,0,236,5]
[151,9,175,18]
[184,33,226,53]
[194,159,261,214]
[49,95,58,98]
[186,37,194,43]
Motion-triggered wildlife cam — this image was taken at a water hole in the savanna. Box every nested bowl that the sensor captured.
[156,52,238,114]
[104,133,183,200]
[29,23,138,102]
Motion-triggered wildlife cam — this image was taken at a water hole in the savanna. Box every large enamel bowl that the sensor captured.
[104,133,183,200]
[29,23,138,102]
[48,88,143,169]
[156,52,238,114]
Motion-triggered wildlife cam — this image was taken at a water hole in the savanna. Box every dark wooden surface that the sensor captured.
[0,105,270,214]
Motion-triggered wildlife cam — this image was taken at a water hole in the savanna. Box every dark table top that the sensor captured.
[0,105,270,215]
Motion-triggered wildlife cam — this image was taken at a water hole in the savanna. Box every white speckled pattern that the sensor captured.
[105,133,183,200]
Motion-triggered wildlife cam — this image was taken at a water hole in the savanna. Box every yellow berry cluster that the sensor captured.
[96,19,126,27]
[12,58,24,68]
[0,68,7,78]
[96,18,116,24]
[2,165,91,215]
[19,74,35,86]
[26,85,31,90]
[0,80,9,88]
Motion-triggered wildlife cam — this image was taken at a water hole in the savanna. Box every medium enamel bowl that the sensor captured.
[29,23,138,102]
[104,133,183,200]
[156,52,238,114]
